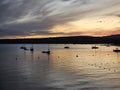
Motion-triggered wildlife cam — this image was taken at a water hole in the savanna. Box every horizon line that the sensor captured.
[0,34,120,40]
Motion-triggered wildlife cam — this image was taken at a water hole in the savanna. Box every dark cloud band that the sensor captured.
[0,0,120,38]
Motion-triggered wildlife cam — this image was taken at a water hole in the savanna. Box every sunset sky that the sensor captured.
[0,0,120,39]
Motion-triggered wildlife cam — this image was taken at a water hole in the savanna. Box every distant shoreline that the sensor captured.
[0,35,120,45]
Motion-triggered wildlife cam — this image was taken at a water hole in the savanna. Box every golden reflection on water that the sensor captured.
[50,48,120,75]
[48,46,120,89]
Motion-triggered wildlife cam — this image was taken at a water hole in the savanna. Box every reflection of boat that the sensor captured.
[64,46,70,49]
[91,46,99,49]
[113,48,120,52]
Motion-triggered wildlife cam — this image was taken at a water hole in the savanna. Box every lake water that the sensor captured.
[0,44,120,90]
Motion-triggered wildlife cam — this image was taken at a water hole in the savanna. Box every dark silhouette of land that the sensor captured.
[0,34,120,45]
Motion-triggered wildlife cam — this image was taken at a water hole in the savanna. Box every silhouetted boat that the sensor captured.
[20,46,25,49]
[20,46,28,50]
[30,44,34,52]
[113,48,120,52]
[20,38,29,50]
[64,46,70,49]
[42,45,50,54]
[91,46,99,49]
[42,50,50,54]
[30,48,34,52]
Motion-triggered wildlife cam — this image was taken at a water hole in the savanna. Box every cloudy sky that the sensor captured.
[0,0,120,39]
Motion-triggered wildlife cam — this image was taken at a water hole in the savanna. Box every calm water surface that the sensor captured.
[0,44,120,90]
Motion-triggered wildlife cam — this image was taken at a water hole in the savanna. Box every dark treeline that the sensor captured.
[0,34,120,45]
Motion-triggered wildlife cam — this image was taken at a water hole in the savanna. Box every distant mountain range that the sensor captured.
[0,34,120,45]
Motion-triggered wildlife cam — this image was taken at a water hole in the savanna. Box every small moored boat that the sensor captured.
[91,46,99,49]
[30,44,34,52]
[64,46,70,49]
[113,48,120,52]
[30,47,34,52]
[20,46,28,50]
[42,45,50,55]
[42,50,50,54]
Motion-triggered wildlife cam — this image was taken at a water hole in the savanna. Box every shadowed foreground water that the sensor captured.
[0,44,120,90]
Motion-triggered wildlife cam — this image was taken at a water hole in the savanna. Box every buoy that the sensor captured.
[76,55,78,57]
